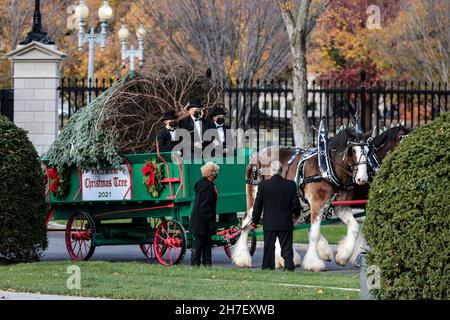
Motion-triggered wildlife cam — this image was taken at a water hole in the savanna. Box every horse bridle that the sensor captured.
[330,140,369,183]
[347,141,369,168]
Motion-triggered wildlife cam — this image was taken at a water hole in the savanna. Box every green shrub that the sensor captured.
[0,116,47,262]
[364,112,450,299]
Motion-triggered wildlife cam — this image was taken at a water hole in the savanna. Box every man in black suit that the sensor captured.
[178,99,216,160]
[157,111,179,152]
[208,105,232,156]
[252,160,301,271]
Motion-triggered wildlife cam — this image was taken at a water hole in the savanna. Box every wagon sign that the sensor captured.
[82,166,131,201]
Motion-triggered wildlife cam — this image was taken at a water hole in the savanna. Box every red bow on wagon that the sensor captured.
[142,162,156,187]
[47,167,60,194]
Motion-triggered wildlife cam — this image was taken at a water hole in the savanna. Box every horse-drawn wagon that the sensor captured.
[43,148,257,266]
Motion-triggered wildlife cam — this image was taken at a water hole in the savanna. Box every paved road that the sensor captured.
[43,232,358,274]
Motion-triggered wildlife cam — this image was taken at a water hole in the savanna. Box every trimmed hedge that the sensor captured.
[364,112,450,299]
[0,116,47,262]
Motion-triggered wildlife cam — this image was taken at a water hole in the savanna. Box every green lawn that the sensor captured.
[257,224,346,244]
[0,261,359,300]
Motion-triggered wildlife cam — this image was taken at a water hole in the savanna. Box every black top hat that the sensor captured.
[162,111,177,120]
[208,106,227,117]
[186,99,203,109]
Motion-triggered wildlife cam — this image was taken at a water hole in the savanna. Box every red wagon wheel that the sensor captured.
[153,220,187,266]
[224,234,257,260]
[65,211,96,261]
[140,218,165,259]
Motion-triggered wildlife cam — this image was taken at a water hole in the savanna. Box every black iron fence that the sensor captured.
[58,72,449,146]
[58,78,117,128]
[0,89,14,122]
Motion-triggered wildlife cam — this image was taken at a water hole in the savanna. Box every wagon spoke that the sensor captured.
[83,240,89,256]
[73,218,79,232]
[80,240,85,258]
[156,233,166,242]
[72,239,78,253]
[163,223,170,238]
[77,241,82,258]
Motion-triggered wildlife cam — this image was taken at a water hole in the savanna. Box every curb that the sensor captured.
[0,290,108,300]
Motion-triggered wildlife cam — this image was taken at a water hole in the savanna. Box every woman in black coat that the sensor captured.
[189,162,220,266]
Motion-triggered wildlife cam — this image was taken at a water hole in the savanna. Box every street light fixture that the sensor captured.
[75,0,113,90]
[119,24,146,71]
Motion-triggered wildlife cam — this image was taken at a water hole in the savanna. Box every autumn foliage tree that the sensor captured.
[136,0,291,84]
[369,0,449,85]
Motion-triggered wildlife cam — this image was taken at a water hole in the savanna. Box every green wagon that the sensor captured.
[42,148,256,266]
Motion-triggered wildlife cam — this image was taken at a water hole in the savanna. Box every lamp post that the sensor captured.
[75,0,113,90]
[118,24,146,71]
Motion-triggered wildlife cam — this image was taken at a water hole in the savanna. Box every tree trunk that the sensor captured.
[290,34,312,147]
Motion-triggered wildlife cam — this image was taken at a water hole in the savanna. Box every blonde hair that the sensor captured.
[201,162,220,178]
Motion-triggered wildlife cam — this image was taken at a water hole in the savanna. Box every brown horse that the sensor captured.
[353,124,410,200]
[233,125,369,271]
[348,124,410,264]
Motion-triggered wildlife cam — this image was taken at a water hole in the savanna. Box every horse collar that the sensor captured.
[318,133,354,190]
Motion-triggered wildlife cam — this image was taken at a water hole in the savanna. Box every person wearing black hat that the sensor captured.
[209,105,231,155]
[157,111,179,153]
[178,99,215,157]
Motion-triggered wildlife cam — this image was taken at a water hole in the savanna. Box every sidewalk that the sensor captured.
[0,290,106,300]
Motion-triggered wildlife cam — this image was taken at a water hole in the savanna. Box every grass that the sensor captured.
[0,261,359,300]
[257,224,347,245]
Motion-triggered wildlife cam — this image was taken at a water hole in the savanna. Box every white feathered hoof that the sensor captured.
[293,249,302,266]
[275,255,284,269]
[231,216,253,268]
[317,236,333,262]
[335,239,352,266]
[232,250,252,268]
[232,234,252,268]
[274,239,284,268]
[335,249,352,266]
[302,250,325,272]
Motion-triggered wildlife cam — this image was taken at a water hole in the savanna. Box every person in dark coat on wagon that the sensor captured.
[157,111,179,152]
[189,162,220,266]
[208,105,232,155]
[251,160,301,271]
[178,99,215,158]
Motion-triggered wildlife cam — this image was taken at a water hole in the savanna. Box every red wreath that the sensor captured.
[142,162,155,187]
[48,168,60,194]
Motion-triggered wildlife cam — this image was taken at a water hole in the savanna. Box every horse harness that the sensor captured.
[366,137,382,176]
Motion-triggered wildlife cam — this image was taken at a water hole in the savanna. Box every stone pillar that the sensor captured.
[6,41,66,155]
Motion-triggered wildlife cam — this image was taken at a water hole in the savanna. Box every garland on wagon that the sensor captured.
[44,60,222,171]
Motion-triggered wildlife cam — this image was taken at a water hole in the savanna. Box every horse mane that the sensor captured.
[372,126,406,147]
[330,128,358,151]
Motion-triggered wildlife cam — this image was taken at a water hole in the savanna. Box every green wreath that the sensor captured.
[47,166,71,199]
[142,158,165,198]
